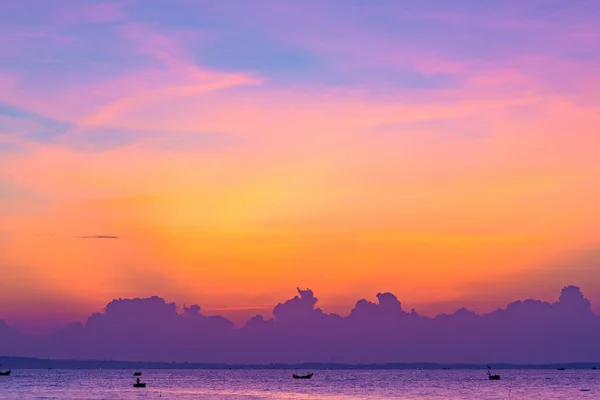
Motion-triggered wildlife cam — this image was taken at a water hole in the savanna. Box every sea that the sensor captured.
[0,369,598,399]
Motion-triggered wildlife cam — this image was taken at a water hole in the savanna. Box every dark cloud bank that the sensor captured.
[1,286,599,364]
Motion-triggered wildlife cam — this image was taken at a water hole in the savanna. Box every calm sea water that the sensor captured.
[0,369,598,399]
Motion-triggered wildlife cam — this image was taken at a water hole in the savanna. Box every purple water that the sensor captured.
[0,369,597,399]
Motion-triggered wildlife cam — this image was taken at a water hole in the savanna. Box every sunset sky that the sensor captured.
[1,0,599,333]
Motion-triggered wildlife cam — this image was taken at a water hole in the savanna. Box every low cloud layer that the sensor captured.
[0,285,598,364]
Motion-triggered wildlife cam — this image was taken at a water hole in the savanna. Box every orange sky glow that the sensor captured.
[1,1,599,333]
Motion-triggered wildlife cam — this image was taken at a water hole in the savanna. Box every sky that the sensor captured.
[1,0,599,333]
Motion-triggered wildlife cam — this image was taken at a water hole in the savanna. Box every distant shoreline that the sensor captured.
[1,356,598,370]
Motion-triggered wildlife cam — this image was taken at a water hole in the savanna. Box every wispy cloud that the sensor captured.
[0,101,71,141]
[77,235,119,239]
[78,23,261,128]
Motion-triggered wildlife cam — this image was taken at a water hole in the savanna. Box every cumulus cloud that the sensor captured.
[1,285,598,364]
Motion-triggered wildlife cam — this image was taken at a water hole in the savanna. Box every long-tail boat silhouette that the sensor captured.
[487,366,500,380]
[0,370,11,376]
[133,377,146,388]
[133,371,142,376]
[293,372,313,379]
[557,367,566,371]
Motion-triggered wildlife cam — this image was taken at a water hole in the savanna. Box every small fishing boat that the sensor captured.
[293,372,313,379]
[487,366,500,380]
[133,377,146,388]
[593,367,597,370]
[557,367,566,371]
[488,371,500,380]
[0,370,11,376]
[133,371,142,376]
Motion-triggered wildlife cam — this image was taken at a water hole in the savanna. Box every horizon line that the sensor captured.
[1,356,599,370]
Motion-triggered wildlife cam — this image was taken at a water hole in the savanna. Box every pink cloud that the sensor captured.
[78,23,261,127]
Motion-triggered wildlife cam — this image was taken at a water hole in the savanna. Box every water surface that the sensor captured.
[0,369,598,399]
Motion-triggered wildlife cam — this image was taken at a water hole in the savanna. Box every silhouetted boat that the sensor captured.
[133,371,142,376]
[487,366,500,380]
[0,370,11,376]
[293,373,313,379]
[488,371,500,380]
[133,377,146,387]
[593,367,597,370]
[557,368,566,371]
